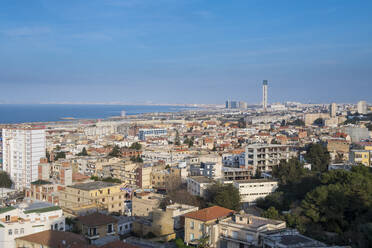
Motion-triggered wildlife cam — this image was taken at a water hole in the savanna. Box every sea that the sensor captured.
[0,104,192,124]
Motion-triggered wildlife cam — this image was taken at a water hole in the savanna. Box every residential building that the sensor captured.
[330,103,337,118]
[190,162,222,179]
[187,176,214,197]
[59,181,126,215]
[133,208,176,241]
[25,180,60,205]
[2,128,46,189]
[76,212,119,245]
[138,128,167,141]
[245,144,293,174]
[345,126,370,142]
[166,203,199,230]
[0,202,65,248]
[357,100,368,115]
[261,229,327,248]
[349,150,370,166]
[184,206,234,245]
[116,216,135,235]
[223,167,251,181]
[131,192,164,217]
[216,212,286,247]
[233,179,278,205]
[15,230,88,248]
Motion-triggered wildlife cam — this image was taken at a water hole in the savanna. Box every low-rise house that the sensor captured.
[15,230,89,248]
[166,203,199,230]
[261,229,327,248]
[216,212,286,247]
[184,206,235,246]
[133,208,176,241]
[131,192,163,217]
[116,216,135,235]
[0,202,65,247]
[76,212,119,245]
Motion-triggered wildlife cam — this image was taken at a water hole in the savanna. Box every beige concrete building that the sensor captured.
[184,206,235,246]
[59,181,125,214]
[76,212,119,245]
[132,192,164,217]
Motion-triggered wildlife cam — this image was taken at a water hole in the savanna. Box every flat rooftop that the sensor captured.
[189,176,214,184]
[234,179,277,184]
[69,181,118,190]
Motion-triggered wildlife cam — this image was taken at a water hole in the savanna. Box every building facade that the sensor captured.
[2,128,46,189]
[233,179,278,205]
[59,181,125,214]
[245,144,293,174]
[0,202,65,248]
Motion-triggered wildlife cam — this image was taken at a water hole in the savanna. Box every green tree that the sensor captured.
[108,145,121,157]
[77,147,88,156]
[175,130,181,146]
[206,183,241,211]
[313,118,324,126]
[304,143,330,172]
[262,206,282,220]
[129,142,142,150]
[288,119,305,126]
[54,151,66,160]
[0,171,12,188]
[130,155,143,163]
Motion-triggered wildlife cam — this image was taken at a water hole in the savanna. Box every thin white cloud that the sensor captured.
[1,27,51,37]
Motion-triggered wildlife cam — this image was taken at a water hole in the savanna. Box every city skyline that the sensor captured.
[1,0,372,104]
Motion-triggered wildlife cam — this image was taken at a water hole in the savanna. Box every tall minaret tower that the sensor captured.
[262,80,268,111]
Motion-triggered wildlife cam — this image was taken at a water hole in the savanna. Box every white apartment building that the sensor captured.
[2,128,46,190]
[233,179,278,205]
[245,144,294,174]
[0,201,65,248]
[187,176,214,197]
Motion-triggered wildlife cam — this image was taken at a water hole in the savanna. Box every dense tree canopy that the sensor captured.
[206,183,241,211]
[304,143,330,172]
[77,147,88,156]
[108,145,121,157]
[258,160,372,247]
[129,142,142,150]
[0,171,12,188]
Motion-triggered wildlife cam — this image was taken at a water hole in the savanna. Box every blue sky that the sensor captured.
[0,0,371,104]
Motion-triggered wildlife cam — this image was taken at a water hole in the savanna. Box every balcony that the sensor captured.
[85,233,100,239]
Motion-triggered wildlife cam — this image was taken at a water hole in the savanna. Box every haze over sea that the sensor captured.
[0,104,191,124]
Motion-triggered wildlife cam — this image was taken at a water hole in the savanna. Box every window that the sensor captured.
[8,229,12,235]
[107,224,113,233]
[199,223,204,231]
[5,215,10,222]
[190,233,194,241]
[15,229,18,235]
[190,221,194,229]
[89,227,97,236]
[54,224,58,230]
[20,228,24,234]
[232,231,238,239]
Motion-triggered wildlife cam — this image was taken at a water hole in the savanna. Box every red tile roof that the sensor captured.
[15,230,88,247]
[184,206,234,222]
[78,212,118,227]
